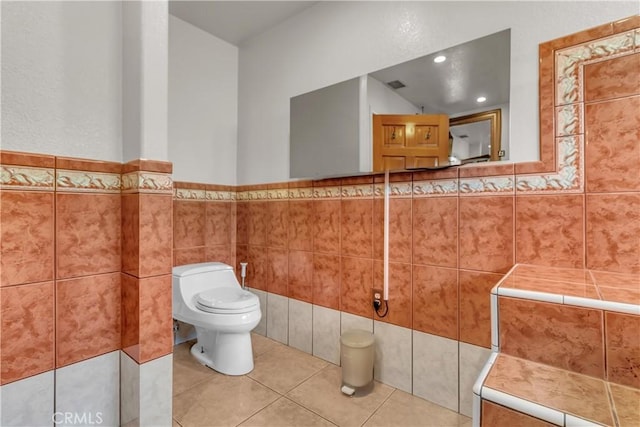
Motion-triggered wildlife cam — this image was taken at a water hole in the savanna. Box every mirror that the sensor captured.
[290,29,510,179]
[450,108,502,164]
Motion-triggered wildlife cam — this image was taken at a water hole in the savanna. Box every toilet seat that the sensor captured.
[195,288,259,314]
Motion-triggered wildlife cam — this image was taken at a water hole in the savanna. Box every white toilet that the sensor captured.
[172,262,261,375]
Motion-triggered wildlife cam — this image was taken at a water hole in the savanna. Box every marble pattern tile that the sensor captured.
[459,196,514,274]
[312,305,341,365]
[586,193,640,274]
[288,200,313,251]
[236,202,249,245]
[239,396,334,427]
[139,194,173,277]
[412,265,458,340]
[173,200,205,249]
[0,370,53,427]
[459,342,492,417]
[605,312,640,388]
[286,365,394,427]
[205,244,233,266]
[515,194,584,269]
[56,192,121,278]
[140,354,173,427]
[0,281,54,384]
[483,354,614,426]
[121,273,140,359]
[481,400,555,427]
[248,344,328,394]
[412,197,458,268]
[267,247,288,296]
[288,299,313,354]
[373,261,412,329]
[609,383,640,427]
[173,372,279,426]
[510,264,592,284]
[373,320,412,393]
[585,96,640,193]
[248,201,268,246]
[287,250,313,303]
[584,52,640,102]
[173,247,206,267]
[340,256,373,318]
[139,274,173,363]
[498,297,604,378]
[56,350,120,427]
[313,253,341,310]
[459,270,502,348]
[591,270,640,289]
[0,191,54,287]
[205,201,231,246]
[412,331,459,412]
[249,288,268,336]
[373,198,412,263]
[498,275,600,300]
[56,273,121,367]
[341,311,373,334]
[340,199,373,258]
[266,292,289,344]
[121,193,140,277]
[266,200,289,248]
[313,200,341,254]
[364,390,471,427]
[247,245,268,290]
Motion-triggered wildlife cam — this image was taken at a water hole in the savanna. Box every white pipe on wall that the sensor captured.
[383,169,390,301]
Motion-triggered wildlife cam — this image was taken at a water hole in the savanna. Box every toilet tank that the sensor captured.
[173,262,240,308]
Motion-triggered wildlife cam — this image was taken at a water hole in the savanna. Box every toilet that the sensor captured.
[172,262,261,375]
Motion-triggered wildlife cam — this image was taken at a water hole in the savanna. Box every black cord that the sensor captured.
[375,299,389,318]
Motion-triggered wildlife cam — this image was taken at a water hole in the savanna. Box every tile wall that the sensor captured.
[172,17,639,416]
[0,153,174,425]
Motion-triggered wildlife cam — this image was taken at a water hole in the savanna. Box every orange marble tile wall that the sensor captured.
[1,152,122,385]
[172,183,236,269]
[121,160,174,364]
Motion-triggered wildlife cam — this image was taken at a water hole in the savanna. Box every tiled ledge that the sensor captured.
[492,264,640,317]
[473,353,640,427]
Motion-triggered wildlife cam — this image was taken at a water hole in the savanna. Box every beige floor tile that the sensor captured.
[174,375,279,427]
[249,343,329,393]
[173,341,218,396]
[286,365,394,427]
[252,332,284,357]
[363,390,472,427]
[239,396,336,427]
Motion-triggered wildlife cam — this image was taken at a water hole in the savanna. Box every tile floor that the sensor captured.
[172,333,472,427]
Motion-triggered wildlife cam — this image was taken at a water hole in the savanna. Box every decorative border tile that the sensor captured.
[556,103,583,137]
[459,176,514,196]
[121,172,173,194]
[205,190,234,201]
[0,165,55,190]
[313,186,342,199]
[266,188,289,200]
[56,170,121,193]
[374,182,413,198]
[341,184,374,198]
[237,189,269,200]
[516,135,583,194]
[288,187,314,200]
[556,31,635,106]
[412,179,458,197]
[174,188,206,200]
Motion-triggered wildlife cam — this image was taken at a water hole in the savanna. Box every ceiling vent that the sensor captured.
[386,80,406,89]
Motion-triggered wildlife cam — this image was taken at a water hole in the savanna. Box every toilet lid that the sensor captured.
[195,288,259,314]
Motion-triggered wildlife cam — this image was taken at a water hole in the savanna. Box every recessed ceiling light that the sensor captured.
[476,96,487,103]
[433,55,446,63]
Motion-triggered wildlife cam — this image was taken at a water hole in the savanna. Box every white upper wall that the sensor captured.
[1,1,122,162]
[168,15,238,185]
[237,1,638,185]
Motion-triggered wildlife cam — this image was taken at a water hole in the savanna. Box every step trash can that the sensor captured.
[340,329,375,396]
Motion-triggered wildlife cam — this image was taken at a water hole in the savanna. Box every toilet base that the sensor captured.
[191,329,254,376]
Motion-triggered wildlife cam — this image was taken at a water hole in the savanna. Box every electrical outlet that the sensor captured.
[372,288,382,301]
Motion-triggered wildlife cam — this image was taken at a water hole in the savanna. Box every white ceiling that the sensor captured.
[169,1,317,46]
